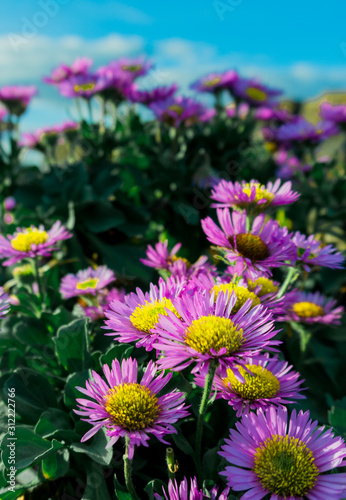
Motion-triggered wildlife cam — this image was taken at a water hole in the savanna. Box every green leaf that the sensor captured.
[144,479,167,500]
[114,474,133,500]
[202,446,220,481]
[13,317,49,346]
[71,428,112,466]
[35,409,77,441]
[99,344,133,367]
[2,369,58,423]
[329,403,346,430]
[171,428,194,456]
[64,370,91,409]
[79,201,125,233]
[54,318,92,372]
[41,448,70,480]
[82,461,112,500]
[1,428,63,470]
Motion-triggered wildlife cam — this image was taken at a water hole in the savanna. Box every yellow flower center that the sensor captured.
[184,315,243,355]
[204,77,221,87]
[222,364,280,400]
[11,228,49,252]
[121,64,142,72]
[292,301,323,318]
[246,87,267,102]
[130,298,178,334]
[168,105,184,115]
[74,83,96,93]
[104,383,161,431]
[248,277,278,297]
[211,284,260,313]
[236,182,275,208]
[76,277,100,290]
[229,234,270,262]
[254,435,318,497]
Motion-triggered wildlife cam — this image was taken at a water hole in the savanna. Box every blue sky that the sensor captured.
[1,0,346,130]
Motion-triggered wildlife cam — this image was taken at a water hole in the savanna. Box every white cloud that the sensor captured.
[0,33,144,83]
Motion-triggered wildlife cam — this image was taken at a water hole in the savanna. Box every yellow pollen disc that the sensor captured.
[253,435,319,497]
[211,284,260,313]
[74,83,96,93]
[130,298,178,334]
[168,255,191,268]
[222,364,280,400]
[184,315,243,355]
[237,182,275,209]
[168,105,184,115]
[204,76,221,87]
[76,277,100,290]
[11,228,49,252]
[104,383,161,431]
[292,301,323,318]
[229,233,270,262]
[248,277,278,297]
[122,64,142,72]
[246,87,267,101]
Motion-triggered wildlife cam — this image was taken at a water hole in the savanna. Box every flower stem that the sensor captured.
[277,266,299,299]
[32,257,44,307]
[195,361,217,481]
[123,436,140,500]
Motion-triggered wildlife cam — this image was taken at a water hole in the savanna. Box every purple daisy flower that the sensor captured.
[57,73,110,99]
[190,70,238,94]
[19,132,41,149]
[60,266,115,299]
[255,107,292,123]
[3,197,16,212]
[275,156,312,180]
[77,287,126,321]
[278,290,343,325]
[154,290,280,375]
[0,85,37,116]
[0,221,72,266]
[107,57,154,81]
[320,102,346,125]
[141,240,215,280]
[0,287,10,319]
[104,277,185,351]
[232,78,282,108]
[225,102,249,118]
[43,58,93,84]
[219,406,346,499]
[154,477,229,500]
[191,272,284,317]
[210,179,299,212]
[74,357,189,459]
[150,96,210,128]
[291,231,344,271]
[276,117,338,145]
[201,209,295,276]
[129,84,178,105]
[195,354,305,417]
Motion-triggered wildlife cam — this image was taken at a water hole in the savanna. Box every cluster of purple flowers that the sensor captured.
[71,163,345,499]
[1,61,345,500]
